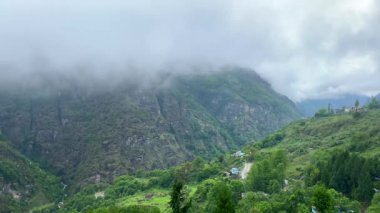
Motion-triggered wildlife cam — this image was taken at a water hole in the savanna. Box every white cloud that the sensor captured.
[0,0,379,100]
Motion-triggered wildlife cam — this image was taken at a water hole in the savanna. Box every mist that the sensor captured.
[1,0,379,101]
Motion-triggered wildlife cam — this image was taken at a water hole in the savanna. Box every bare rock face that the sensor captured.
[0,68,300,188]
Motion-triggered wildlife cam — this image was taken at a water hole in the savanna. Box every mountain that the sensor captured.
[0,134,62,213]
[297,94,369,117]
[0,67,301,190]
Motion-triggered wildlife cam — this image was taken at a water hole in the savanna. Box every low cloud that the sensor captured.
[0,0,379,100]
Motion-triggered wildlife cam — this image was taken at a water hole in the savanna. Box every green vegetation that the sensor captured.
[204,181,235,213]
[33,108,380,212]
[314,108,333,118]
[169,179,191,213]
[88,205,160,213]
[368,193,380,213]
[308,151,379,202]
[312,185,334,213]
[246,149,287,194]
[0,137,62,213]
[368,97,380,109]
[54,155,234,212]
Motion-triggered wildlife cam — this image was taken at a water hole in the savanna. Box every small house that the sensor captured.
[230,168,240,175]
[233,151,245,158]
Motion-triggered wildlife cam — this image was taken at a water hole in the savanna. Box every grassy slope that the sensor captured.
[117,186,197,212]
[368,193,380,212]
[250,109,380,179]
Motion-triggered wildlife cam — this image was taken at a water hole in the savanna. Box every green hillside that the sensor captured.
[55,108,380,213]
[253,108,380,177]
[0,134,62,213]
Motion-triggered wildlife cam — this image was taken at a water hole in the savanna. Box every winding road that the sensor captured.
[241,162,253,179]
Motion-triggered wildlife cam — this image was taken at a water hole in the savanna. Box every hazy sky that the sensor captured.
[0,0,379,101]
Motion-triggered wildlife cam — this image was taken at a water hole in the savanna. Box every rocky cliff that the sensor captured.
[0,68,300,189]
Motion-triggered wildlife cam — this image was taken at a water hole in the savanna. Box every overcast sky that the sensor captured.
[0,0,379,101]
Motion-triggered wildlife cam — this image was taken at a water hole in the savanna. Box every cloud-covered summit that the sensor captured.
[0,0,379,101]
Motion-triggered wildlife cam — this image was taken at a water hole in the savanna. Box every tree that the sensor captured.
[252,201,273,213]
[205,181,235,213]
[246,150,287,194]
[354,170,374,202]
[355,99,359,109]
[89,206,160,213]
[296,204,310,213]
[315,108,330,117]
[312,185,333,213]
[353,99,361,118]
[368,97,380,109]
[327,103,332,113]
[169,179,191,213]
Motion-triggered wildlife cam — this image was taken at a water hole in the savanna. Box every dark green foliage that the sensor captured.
[236,191,274,213]
[368,97,380,109]
[173,159,223,184]
[169,179,191,213]
[205,181,235,213]
[145,169,175,188]
[352,111,361,119]
[106,176,147,199]
[348,132,371,152]
[283,189,307,212]
[312,185,333,213]
[88,205,160,213]
[354,168,374,202]
[0,133,5,141]
[315,108,332,117]
[310,150,378,202]
[228,180,244,206]
[246,150,287,194]
[62,193,100,212]
[305,165,320,187]
[260,132,285,148]
[235,187,358,213]
[355,99,360,108]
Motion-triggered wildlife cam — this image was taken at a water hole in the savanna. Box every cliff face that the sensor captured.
[0,68,300,188]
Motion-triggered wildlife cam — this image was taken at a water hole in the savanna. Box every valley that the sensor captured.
[0,68,300,212]
[27,106,380,212]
